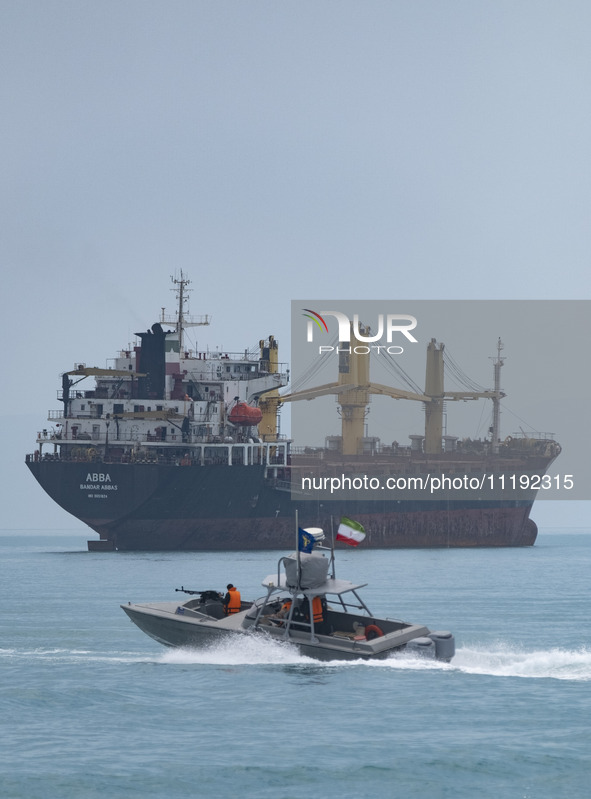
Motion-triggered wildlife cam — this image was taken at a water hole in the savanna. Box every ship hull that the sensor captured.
[27,459,539,551]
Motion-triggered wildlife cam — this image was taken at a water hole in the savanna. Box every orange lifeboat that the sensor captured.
[228,402,263,426]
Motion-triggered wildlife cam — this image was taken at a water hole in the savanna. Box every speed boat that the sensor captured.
[121,530,455,662]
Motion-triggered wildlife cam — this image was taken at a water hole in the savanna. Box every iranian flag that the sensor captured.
[336,517,366,547]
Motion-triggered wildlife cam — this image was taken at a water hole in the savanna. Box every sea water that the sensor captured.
[1,531,589,799]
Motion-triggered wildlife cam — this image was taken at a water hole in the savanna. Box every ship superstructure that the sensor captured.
[43,273,288,472]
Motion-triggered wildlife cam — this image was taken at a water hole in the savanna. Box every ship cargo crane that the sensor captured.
[280,332,504,456]
[257,335,283,441]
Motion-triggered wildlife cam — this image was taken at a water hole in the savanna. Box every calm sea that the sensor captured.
[1,530,589,799]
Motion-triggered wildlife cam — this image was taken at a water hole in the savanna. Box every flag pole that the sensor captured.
[330,515,336,580]
[295,509,301,589]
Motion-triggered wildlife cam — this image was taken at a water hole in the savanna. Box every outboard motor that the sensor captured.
[405,636,437,659]
[429,631,455,662]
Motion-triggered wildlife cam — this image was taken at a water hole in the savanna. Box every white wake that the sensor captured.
[4,641,590,680]
[157,639,591,681]
[451,644,591,681]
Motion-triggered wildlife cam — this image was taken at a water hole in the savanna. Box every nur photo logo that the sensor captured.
[302,308,419,355]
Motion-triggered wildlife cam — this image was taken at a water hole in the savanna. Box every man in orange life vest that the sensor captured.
[223,583,241,615]
[311,596,324,627]
[276,598,292,619]
[301,595,327,632]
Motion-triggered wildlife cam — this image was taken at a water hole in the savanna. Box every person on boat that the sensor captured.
[276,598,292,619]
[311,596,325,628]
[266,597,293,627]
[223,584,241,615]
[285,597,309,631]
[300,595,328,633]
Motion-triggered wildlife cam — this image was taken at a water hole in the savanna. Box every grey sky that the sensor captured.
[2,1,589,529]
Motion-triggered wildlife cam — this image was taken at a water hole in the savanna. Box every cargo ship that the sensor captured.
[26,274,561,551]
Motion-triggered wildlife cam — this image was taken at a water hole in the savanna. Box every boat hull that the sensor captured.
[121,603,229,648]
[28,458,539,550]
[121,603,447,661]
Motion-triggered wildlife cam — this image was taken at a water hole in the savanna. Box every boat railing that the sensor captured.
[254,589,373,643]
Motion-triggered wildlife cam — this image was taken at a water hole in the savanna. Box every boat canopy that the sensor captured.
[261,573,368,597]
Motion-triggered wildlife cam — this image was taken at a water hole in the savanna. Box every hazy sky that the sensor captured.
[2,1,590,529]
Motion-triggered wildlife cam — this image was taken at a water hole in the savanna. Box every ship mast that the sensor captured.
[490,338,504,454]
[173,271,189,354]
[160,271,211,353]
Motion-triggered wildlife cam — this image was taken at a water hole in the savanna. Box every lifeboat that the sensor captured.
[228,402,263,426]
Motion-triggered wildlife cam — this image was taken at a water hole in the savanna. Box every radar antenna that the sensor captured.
[159,270,211,354]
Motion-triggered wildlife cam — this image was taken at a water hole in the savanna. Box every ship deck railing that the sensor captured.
[28,437,291,468]
[26,450,292,469]
[508,431,556,440]
[36,429,287,447]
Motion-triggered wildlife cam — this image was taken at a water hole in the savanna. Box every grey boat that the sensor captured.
[121,530,455,663]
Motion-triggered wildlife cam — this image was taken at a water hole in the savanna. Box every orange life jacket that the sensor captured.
[312,596,323,624]
[226,587,241,614]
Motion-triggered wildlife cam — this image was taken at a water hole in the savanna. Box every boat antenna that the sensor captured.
[329,516,336,580]
[295,509,301,590]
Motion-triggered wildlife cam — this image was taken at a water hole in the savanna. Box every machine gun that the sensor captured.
[175,587,223,602]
